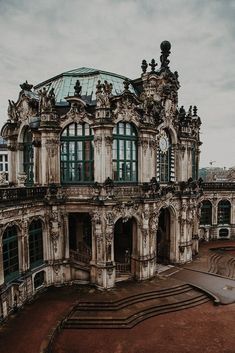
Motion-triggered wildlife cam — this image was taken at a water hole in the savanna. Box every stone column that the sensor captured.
[7,139,17,184]
[92,123,114,183]
[139,129,156,182]
[18,220,28,274]
[62,212,70,260]
[90,209,115,289]
[32,132,41,185]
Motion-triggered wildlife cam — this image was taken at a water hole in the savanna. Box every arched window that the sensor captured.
[61,123,94,183]
[23,128,34,185]
[112,122,137,182]
[29,220,44,269]
[157,131,172,183]
[200,200,212,225]
[218,200,231,224]
[3,225,19,282]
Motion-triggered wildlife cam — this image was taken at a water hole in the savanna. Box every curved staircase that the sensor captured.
[63,283,210,329]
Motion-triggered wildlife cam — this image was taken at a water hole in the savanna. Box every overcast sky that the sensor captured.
[0,0,234,168]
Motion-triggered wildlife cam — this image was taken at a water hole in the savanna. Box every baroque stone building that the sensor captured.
[0,41,203,319]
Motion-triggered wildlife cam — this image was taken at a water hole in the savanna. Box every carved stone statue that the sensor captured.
[8,100,19,122]
[38,87,56,113]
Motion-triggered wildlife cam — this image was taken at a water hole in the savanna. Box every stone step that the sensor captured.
[77,284,191,311]
[64,290,210,329]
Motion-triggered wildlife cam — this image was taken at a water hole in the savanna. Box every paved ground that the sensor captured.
[53,302,235,353]
[172,267,235,304]
[1,240,235,353]
[0,286,81,353]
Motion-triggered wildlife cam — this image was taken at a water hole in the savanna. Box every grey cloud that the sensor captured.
[0,0,234,167]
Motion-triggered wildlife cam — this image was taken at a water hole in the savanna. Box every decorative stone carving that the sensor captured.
[17,172,27,187]
[65,101,87,122]
[96,80,112,109]
[105,211,115,226]
[49,209,61,253]
[104,136,113,147]
[45,139,59,158]
[114,202,139,223]
[0,172,8,186]
[112,93,141,123]
[139,137,149,155]
[8,100,19,122]
[38,87,55,113]
[94,136,102,153]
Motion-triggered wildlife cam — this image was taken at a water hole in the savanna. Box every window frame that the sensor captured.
[217,200,231,225]
[60,123,94,184]
[200,200,212,225]
[3,226,19,283]
[112,122,138,183]
[29,220,44,269]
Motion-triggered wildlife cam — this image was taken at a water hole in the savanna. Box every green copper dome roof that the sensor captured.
[34,67,136,106]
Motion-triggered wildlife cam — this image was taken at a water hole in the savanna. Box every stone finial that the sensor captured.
[193,105,198,116]
[96,80,102,94]
[188,105,192,117]
[179,106,186,119]
[20,80,33,91]
[8,100,18,122]
[123,78,130,91]
[141,59,148,73]
[74,80,82,96]
[149,59,158,73]
[160,40,171,69]
[103,80,113,95]
[174,71,179,80]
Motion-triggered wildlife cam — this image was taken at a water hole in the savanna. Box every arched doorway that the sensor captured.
[114,218,135,276]
[156,208,171,264]
[69,213,92,265]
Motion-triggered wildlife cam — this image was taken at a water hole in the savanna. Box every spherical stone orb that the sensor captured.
[160,40,171,52]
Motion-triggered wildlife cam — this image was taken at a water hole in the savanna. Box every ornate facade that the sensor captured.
[0,41,203,319]
[199,183,235,240]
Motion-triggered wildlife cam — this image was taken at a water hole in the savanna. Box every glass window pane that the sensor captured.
[126,123,131,135]
[68,123,75,136]
[77,124,83,136]
[77,141,83,160]
[119,140,124,159]
[126,141,131,160]
[119,123,124,135]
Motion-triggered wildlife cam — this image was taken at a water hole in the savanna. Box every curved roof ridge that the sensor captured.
[63,67,131,81]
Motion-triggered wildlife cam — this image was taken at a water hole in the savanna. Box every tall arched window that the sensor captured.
[112,122,137,182]
[23,128,34,185]
[157,131,172,183]
[29,220,44,269]
[218,200,231,224]
[200,200,212,225]
[3,225,19,282]
[61,123,94,183]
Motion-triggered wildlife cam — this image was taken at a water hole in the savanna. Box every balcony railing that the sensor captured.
[116,262,131,274]
[0,186,48,204]
[69,250,91,265]
[202,182,235,191]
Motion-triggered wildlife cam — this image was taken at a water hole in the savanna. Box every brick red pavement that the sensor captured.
[0,286,80,353]
[52,302,235,353]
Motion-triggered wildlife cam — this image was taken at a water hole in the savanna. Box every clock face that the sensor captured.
[159,136,169,152]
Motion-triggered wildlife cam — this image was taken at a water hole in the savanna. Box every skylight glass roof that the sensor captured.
[34,67,136,106]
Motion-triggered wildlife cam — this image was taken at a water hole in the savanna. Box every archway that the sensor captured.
[114,217,135,275]
[156,208,171,264]
[68,213,92,265]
